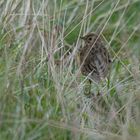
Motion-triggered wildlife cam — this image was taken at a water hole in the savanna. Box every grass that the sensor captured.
[0,0,140,140]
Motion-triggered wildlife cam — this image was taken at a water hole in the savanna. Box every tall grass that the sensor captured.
[0,0,140,140]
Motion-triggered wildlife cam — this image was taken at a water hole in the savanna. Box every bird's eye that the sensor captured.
[88,37,92,41]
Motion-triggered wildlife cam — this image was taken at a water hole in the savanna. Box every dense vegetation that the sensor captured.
[0,0,140,140]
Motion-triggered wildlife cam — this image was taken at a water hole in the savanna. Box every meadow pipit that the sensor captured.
[80,32,111,83]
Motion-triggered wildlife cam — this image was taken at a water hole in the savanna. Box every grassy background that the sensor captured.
[0,0,140,140]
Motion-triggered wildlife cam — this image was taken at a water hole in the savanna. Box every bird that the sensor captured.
[79,32,111,83]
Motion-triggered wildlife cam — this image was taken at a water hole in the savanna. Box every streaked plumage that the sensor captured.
[80,32,111,82]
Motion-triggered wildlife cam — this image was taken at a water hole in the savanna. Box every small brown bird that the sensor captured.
[80,32,111,83]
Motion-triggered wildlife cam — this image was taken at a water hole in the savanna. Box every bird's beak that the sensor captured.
[80,36,85,40]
